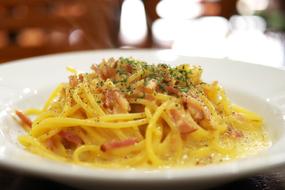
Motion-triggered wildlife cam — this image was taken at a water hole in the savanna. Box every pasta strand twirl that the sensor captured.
[15,57,270,168]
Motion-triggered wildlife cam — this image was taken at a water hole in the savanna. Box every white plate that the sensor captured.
[0,50,285,190]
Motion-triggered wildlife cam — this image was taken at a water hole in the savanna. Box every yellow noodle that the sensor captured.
[99,113,145,122]
[31,118,148,137]
[66,66,78,74]
[128,70,143,83]
[82,83,105,116]
[145,101,171,165]
[24,108,42,115]
[43,84,64,111]
[72,86,95,118]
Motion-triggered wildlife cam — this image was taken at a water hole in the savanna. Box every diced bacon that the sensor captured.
[78,73,84,82]
[91,64,97,71]
[202,106,211,120]
[103,89,130,113]
[126,64,133,73]
[162,74,172,83]
[114,91,130,112]
[145,94,155,101]
[130,104,144,113]
[182,96,210,121]
[165,86,179,95]
[142,79,157,94]
[91,63,116,80]
[69,75,78,87]
[101,138,138,152]
[59,130,82,146]
[102,66,116,80]
[15,110,32,127]
[146,79,157,90]
[169,109,181,122]
[143,87,153,94]
[179,120,197,134]
[104,90,113,108]
[169,109,197,134]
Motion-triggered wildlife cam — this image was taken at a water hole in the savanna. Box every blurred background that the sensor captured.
[0,0,284,67]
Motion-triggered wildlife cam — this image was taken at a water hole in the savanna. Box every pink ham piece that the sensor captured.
[15,110,32,128]
[59,130,82,146]
[101,138,138,152]
[169,109,197,134]
[165,86,179,95]
[103,89,130,113]
[126,64,133,73]
[182,96,211,121]
[69,75,78,88]
[91,63,116,80]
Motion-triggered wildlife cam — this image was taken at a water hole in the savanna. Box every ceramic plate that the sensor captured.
[0,50,285,190]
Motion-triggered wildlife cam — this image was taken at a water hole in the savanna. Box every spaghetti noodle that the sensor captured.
[16,57,270,168]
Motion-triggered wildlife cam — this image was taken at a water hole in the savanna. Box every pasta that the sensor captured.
[15,57,270,168]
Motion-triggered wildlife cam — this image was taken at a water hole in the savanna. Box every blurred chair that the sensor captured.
[0,0,122,63]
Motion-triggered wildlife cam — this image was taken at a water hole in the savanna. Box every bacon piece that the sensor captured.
[179,120,197,134]
[165,86,179,95]
[69,75,78,87]
[169,109,197,134]
[101,138,138,152]
[15,110,32,127]
[130,104,144,113]
[141,79,157,94]
[182,96,210,121]
[143,87,153,94]
[59,130,82,146]
[91,64,97,72]
[169,109,181,121]
[145,94,155,101]
[103,89,130,113]
[91,61,116,80]
[102,66,116,80]
[78,73,84,82]
[126,64,133,73]
[146,79,157,90]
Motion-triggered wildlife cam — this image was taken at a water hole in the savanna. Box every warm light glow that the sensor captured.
[172,17,229,58]
[156,0,202,19]
[69,29,84,46]
[227,16,283,67]
[226,15,284,67]
[152,18,186,47]
[237,0,269,15]
[119,0,147,45]
[230,15,267,32]
[169,15,284,67]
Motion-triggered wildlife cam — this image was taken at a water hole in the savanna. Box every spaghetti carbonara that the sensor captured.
[15,57,270,168]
